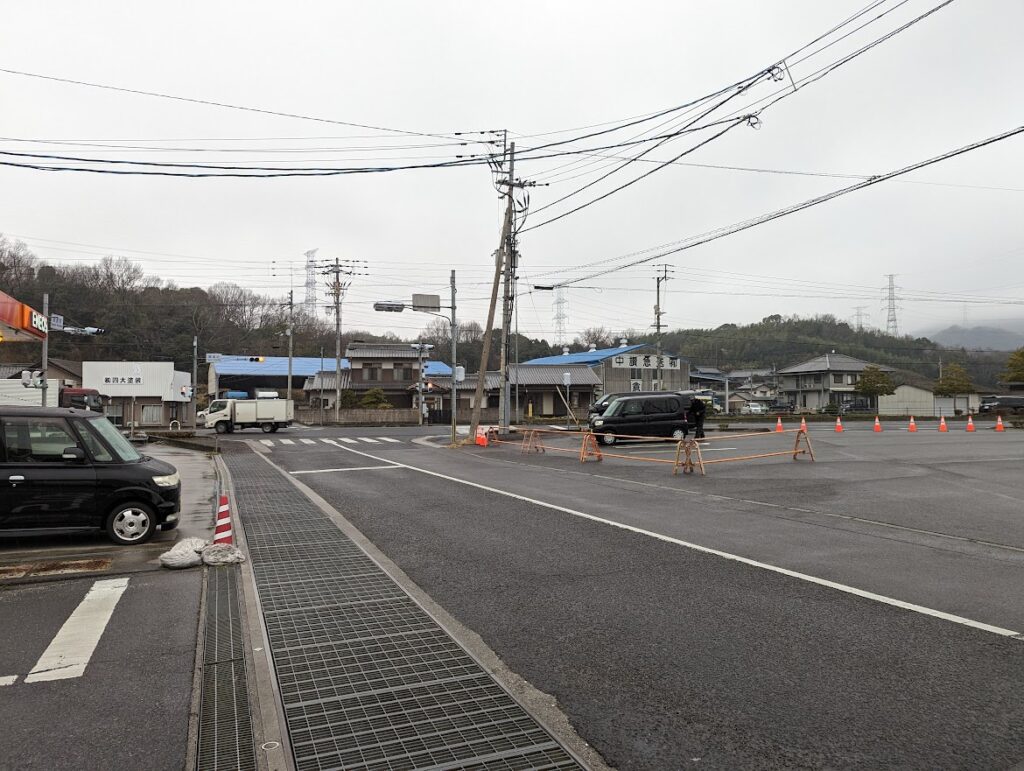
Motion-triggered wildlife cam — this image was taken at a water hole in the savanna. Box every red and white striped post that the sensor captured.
[213,494,233,545]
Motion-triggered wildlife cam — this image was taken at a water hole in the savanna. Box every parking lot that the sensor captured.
[225,421,1024,768]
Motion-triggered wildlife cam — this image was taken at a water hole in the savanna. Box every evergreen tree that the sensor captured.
[854,365,896,408]
[934,362,974,415]
[1001,348,1024,383]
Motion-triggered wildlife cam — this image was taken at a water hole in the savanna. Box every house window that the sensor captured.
[630,368,642,379]
[813,374,822,385]
[363,364,380,381]
[833,374,843,385]
[106,401,124,426]
[848,374,857,385]
[393,364,410,380]
[141,405,163,425]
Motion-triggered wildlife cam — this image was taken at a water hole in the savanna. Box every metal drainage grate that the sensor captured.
[225,450,585,771]
[197,566,257,771]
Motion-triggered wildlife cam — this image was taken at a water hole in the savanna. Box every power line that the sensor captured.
[547,124,1024,287]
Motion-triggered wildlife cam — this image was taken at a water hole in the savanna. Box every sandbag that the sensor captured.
[159,537,207,569]
[201,543,247,565]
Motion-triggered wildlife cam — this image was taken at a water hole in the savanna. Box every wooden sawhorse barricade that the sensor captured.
[673,429,815,475]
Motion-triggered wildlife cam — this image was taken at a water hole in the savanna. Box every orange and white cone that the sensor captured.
[873,416,882,433]
[834,416,844,433]
[775,417,784,433]
[475,426,488,446]
[995,415,1006,432]
[938,416,949,433]
[213,495,233,545]
[966,415,976,432]
[800,416,808,432]
[908,416,917,432]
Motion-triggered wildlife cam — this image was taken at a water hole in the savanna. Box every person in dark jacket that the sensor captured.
[689,396,707,439]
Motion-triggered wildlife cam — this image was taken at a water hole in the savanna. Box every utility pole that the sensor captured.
[41,293,49,407]
[286,289,294,399]
[498,142,516,433]
[450,270,458,446]
[192,335,198,428]
[654,265,673,389]
[470,140,514,439]
[320,258,366,422]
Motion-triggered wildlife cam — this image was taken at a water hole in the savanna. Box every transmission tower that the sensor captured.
[884,274,899,336]
[552,287,568,346]
[303,249,319,317]
[852,306,868,332]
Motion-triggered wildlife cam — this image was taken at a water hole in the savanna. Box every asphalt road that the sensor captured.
[0,443,215,770]
[243,425,1024,768]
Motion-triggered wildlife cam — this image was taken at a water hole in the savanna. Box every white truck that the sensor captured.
[201,397,294,434]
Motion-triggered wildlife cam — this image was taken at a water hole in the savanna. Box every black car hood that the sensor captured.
[141,456,177,476]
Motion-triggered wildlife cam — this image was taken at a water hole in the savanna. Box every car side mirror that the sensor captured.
[62,446,86,462]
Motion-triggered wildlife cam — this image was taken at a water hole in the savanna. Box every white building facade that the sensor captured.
[82,361,192,428]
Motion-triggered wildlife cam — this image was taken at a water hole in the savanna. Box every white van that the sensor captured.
[741,402,767,415]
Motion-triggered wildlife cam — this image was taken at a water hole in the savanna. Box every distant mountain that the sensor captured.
[929,325,1024,351]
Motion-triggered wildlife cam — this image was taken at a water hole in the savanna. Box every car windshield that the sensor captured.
[87,416,142,462]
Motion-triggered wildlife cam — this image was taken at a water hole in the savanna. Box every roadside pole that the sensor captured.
[450,270,457,445]
[192,335,198,428]
[416,344,425,426]
[287,289,294,401]
[40,293,48,407]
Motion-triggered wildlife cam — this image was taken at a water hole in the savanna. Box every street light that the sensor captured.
[373,270,459,445]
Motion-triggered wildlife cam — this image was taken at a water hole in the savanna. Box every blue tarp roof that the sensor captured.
[523,344,647,366]
[212,355,451,376]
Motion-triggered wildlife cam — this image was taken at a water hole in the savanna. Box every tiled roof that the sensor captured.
[778,353,894,375]
[429,364,601,391]
[346,344,423,359]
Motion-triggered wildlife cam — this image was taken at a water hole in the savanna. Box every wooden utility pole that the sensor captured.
[470,142,515,439]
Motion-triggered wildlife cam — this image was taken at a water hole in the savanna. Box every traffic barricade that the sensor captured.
[673,428,815,476]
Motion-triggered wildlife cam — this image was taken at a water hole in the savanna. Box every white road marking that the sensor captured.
[279,438,295,445]
[300,439,317,445]
[307,443,1022,640]
[357,437,379,443]
[377,437,402,443]
[291,465,402,476]
[336,438,359,444]
[0,675,18,686]
[25,578,130,683]
[260,439,274,446]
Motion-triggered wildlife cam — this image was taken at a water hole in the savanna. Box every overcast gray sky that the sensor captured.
[2,0,1022,341]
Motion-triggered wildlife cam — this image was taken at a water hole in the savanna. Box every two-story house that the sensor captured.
[777,353,894,411]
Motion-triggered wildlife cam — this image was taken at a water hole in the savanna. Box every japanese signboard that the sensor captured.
[611,354,681,370]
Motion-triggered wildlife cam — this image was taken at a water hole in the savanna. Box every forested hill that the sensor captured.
[647,315,1010,388]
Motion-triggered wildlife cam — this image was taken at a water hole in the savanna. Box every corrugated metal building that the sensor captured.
[83,361,192,428]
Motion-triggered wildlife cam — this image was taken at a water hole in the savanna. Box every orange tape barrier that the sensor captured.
[485,426,815,477]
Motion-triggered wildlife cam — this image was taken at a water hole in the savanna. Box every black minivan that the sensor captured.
[589,393,692,445]
[1,407,181,545]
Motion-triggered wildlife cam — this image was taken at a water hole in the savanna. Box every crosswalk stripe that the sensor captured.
[260,439,274,446]
[300,438,317,445]
[0,675,17,686]
[358,437,379,443]
[279,438,295,445]
[25,578,129,683]
[337,438,358,444]
[377,437,402,443]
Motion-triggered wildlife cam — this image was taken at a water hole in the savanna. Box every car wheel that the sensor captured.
[106,502,156,545]
[214,422,228,434]
[270,425,280,433]
[261,423,274,433]
[672,428,686,440]
[599,431,616,446]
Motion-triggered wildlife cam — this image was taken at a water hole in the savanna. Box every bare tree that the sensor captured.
[577,326,613,349]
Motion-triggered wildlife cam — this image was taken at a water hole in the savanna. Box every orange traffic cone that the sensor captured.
[834,416,843,433]
[213,495,233,545]
[908,416,917,432]
[995,415,1005,432]
[966,415,976,432]
[775,417,784,432]
[800,416,808,432]
[873,416,882,433]
[938,416,948,433]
